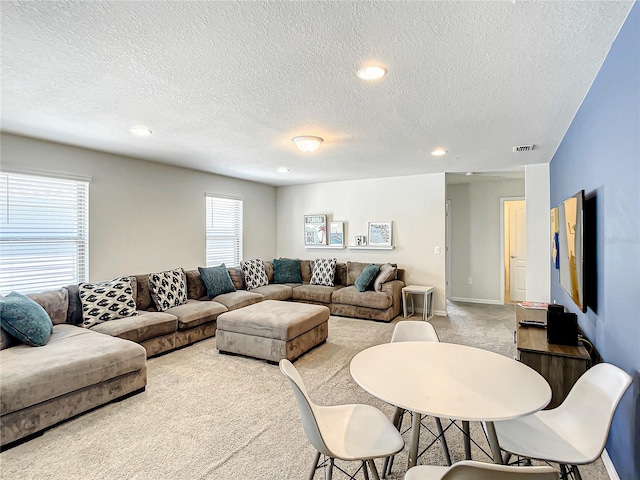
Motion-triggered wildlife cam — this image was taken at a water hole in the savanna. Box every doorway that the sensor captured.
[501,198,526,303]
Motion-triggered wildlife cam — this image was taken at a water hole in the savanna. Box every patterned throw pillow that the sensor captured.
[148,268,188,312]
[355,264,381,292]
[273,258,302,284]
[310,258,338,287]
[79,276,138,328]
[241,258,269,290]
[198,264,236,299]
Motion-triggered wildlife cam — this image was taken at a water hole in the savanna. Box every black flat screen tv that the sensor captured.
[553,190,586,312]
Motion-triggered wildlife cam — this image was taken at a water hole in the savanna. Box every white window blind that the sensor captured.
[0,172,89,295]
[205,195,243,268]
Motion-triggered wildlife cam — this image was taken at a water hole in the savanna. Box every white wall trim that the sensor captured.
[450,297,503,305]
[601,449,620,480]
[433,309,448,317]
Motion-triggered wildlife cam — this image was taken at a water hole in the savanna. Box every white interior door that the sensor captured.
[509,201,527,301]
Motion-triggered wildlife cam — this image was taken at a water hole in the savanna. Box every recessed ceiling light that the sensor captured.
[357,65,387,81]
[278,167,290,173]
[292,136,323,153]
[431,148,448,156]
[129,125,152,136]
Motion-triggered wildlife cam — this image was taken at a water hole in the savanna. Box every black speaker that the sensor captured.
[547,307,578,346]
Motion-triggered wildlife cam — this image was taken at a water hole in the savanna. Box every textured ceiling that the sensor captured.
[1,1,633,187]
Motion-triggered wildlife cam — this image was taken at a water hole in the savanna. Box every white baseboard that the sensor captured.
[601,449,619,480]
[434,309,447,317]
[449,296,503,305]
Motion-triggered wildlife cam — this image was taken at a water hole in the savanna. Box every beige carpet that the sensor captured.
[0,302,608,480]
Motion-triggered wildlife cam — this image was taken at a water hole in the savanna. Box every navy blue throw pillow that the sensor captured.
[198,264,237,299]
[354,264,381,292]
[0,292,54,346]
[274,258,302,284]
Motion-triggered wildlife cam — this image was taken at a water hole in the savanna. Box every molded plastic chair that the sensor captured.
[494,363,632,480]
[391,320,440,343]
[384,321,450,477]
[404,460,559,480]
[279,359,404,480]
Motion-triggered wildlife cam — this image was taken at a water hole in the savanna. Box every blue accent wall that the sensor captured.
[550,3,639,478]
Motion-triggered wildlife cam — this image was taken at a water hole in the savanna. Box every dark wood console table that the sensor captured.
[515,303,591,409]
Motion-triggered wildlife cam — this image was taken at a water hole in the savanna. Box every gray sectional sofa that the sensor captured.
[0,259,404,447]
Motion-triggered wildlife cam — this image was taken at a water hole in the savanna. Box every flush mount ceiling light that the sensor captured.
[357,65,387,81]
[129,125,152,136]
[431,148,448,156]
[278,167,290,173]
[292,136,323,153]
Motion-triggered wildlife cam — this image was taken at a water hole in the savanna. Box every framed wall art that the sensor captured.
[367,221,392,247]
[328,221,344,246]
[304,214,327,245]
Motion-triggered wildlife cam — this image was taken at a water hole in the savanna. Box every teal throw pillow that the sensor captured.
[0,292,54,347]
[273,258,302,284]
[354,264,381,292]
[198,265,236,299]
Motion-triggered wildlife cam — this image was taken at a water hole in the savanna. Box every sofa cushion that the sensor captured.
[65,284,84,326]
[1,328,13,350]
[79,277,138,328]
[90,311,178,343]
[0,292,53,347]
[300,260,313,283]
[149,268,188,312]
[164,299,227,330]
[241,258,269,290]
[227,267,245,290]
[347,261,369,286]
[0,324,146,416]
[198,265,236,298]
[355,264,380,292]
[211,290,263,311]
[184,269,207,300]
[374,263,398,292]
[310,258,337,287]
[133,274,155,310]
[250,284,294,301]
[331,286,393,309]
[273,258,302,284]
[263,260,274,283]
[292,284,340,304]
[26,288,69,325]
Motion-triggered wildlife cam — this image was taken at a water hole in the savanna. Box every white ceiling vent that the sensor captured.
[512,144,535,152]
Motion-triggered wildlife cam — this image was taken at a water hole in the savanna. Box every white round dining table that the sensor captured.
[350,341,551,469]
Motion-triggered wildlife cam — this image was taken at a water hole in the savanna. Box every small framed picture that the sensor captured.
[368,221,392,247]
[355,235,366,246]
[304,214,327,245]
[328,221,344,246]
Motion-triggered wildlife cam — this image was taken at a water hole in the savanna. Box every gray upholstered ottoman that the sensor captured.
[216,300,329,362]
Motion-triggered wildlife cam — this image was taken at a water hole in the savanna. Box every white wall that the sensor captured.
[277,174,447,314]
[1,133,277,281]
[525,163,551,302]
[447,179,525,303]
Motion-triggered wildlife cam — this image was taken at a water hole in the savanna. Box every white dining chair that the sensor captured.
[494,363,632,480]
[279,359,404,480]
[384,321,450,477]
[404,460,559,480]
[391,320,440,343]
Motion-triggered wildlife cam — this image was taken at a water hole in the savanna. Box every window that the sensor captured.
[0,172,89,295]
[205,195,243,267]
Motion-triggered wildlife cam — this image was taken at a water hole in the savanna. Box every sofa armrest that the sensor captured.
[381,280,405,317]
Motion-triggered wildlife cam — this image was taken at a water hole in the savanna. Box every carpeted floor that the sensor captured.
[0,302,609,479]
